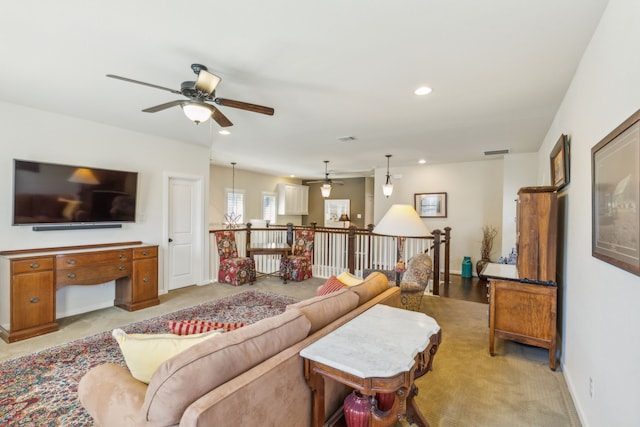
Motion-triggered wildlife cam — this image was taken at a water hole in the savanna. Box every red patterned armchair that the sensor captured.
[214,230,256,286]
[279,230,315,282]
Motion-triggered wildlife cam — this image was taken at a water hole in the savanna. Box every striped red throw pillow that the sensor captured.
[316,275,346,296]
[168,320,246,335]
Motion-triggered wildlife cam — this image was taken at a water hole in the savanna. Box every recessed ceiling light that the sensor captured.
[219,130,231,135]
[418,159,427,164]
[414,86,432,96]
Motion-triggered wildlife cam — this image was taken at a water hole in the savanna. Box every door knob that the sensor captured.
[168,238,173,243]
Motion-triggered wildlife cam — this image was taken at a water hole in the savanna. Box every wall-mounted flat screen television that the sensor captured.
[13,159,139,226]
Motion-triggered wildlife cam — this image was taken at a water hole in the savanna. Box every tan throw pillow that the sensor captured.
[112,328,222,383]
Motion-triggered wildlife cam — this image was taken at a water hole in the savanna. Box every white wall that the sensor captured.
[0,101,211,318]
[374,159,504,274]
[501,153,538,254]
[536,1,640,425]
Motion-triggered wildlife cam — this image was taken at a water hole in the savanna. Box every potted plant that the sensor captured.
[476,225,498,277]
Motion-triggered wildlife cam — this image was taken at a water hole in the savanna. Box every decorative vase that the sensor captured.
[344,391,371,427]
[476,258,489,278]
[461,256,472,278]
[375,391,395,411]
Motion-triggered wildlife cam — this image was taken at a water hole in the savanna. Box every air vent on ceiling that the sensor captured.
[337,136,356,142]
[484,149,510,156]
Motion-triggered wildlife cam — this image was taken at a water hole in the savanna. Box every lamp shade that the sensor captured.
[320,183,332,198]
[373,204,430,237]
[338,213,350,222]
[182,102,212,124]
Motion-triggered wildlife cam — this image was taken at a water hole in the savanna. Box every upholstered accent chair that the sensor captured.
[280,229,315,282]
[399,252,432,311]
[214,230,256,286]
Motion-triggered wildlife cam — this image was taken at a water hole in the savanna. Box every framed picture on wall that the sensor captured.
[414,192,447,218]
[591,109,640,277]
[550,134,570,190]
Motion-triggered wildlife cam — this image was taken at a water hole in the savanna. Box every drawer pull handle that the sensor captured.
[67,259,76,265]
[142,251,149,256]
[143,277,149,283]
[30,297,40,304]
[29,262,40,269]
[119,266,126,271]
[67,272,76,279]
[119,254,126,260]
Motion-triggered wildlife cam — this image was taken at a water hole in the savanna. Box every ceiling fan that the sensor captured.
[106,63,274,126]
[307,160,343,198]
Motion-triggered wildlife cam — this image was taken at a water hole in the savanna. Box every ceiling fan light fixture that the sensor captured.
[321,183,332,198]
[182,102,212,124]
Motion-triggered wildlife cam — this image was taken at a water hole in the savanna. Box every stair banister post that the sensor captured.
[347,226,356,274]
[432,229,441,296]
[444,227,451,285]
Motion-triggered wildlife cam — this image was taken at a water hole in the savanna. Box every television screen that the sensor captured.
[13,159,138,225]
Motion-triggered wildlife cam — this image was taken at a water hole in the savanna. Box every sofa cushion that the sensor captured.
[168,320,246,335]
[337,271,364,286]
[348,272,390,305]
[112,328,222,384]
[315,275,346,296]
[142,308,311,424]
[287,288,359,334]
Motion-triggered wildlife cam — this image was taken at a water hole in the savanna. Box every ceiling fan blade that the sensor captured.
[332,181,344,185]
[306,180,327,184]
[106,74,182,95]
[211,106,233,127]
[142,100,184,113]
[195,70,221,95]
[214,98,275,116]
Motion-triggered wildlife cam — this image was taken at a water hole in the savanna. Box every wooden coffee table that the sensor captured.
[301,304,441,427]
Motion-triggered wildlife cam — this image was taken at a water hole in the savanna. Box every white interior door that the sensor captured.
[168,176,201,290]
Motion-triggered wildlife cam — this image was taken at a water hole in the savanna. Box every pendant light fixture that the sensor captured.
[224,162,241,228]
[321,160,332,198]
[382,154,394,198]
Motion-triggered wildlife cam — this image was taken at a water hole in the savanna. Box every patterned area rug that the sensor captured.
[0,290,297,426]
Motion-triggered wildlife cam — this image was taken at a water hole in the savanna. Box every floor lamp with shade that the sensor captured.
[373,204,431,284]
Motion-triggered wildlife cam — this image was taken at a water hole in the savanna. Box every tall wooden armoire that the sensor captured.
[516,186,558,282]
[485,186,559,370]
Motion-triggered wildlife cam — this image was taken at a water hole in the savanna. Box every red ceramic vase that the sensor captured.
[375,391,395,411]
[344,391,371,427]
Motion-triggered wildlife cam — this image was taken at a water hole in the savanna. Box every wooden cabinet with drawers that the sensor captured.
[484,186,559,370]
[8,256,58,342]
[0,242,159,343]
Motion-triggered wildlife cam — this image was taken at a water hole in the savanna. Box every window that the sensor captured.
[225,189,244,226]
[262,192,276,224]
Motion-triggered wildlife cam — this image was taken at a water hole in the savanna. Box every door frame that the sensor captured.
[162,172,208,294]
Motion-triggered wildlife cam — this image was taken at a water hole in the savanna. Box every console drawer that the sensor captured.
[56,250,131,269]
[12,257,54,274]
[133,246,158,260]
[56,263,132,287]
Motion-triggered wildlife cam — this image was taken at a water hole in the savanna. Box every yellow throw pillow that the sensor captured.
[337,271,364,287]
[112,328,222,383]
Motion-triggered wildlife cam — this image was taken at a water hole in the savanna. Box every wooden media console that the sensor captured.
[0,241,159,343]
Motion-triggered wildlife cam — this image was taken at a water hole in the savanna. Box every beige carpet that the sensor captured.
[415,295,581,427]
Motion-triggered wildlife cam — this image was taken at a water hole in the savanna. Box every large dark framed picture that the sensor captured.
[550,134,569,190]
[414,192,447,218]
[592,109,640,276]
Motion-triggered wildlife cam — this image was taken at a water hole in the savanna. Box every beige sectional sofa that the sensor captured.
[78,272,433,426]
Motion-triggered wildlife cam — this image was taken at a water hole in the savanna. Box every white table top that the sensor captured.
[300,304,440,378]
[482,263,518,280]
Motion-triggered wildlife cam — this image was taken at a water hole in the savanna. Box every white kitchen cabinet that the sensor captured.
[277,184,309,215]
